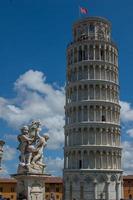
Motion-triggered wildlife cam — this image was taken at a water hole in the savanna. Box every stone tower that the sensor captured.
[63,17,123,200]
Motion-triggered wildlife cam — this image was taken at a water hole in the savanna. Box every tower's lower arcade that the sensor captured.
[64,171,123,200]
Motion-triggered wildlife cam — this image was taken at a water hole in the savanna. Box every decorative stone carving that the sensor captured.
[17,120,49,174]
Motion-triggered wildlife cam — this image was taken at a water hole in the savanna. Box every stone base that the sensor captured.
[12,173,51,200]
[17,163,45,174]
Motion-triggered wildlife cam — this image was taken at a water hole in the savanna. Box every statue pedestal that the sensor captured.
[12,173,51,200]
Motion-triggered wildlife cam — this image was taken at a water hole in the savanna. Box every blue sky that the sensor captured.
[0,0,133,176]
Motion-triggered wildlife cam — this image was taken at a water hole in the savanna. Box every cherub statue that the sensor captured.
[17,120,49,173]
[17,126,33,166]
[31,135,49,167]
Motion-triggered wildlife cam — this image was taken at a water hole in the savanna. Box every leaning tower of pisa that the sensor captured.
[63,17,123,200]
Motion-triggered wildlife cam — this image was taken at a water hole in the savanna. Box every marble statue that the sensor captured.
[17,120,49,174]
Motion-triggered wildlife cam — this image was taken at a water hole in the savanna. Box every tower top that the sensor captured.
[72,16,111,43]
[73,16,111,27]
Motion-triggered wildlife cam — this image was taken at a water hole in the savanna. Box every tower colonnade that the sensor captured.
[64,148,122,170]
[65,104,120,125]
[66,83,119,104]
[67,63,119,84]
[67,43,118,66]
[63,17,123,200]
[65,127,121,147]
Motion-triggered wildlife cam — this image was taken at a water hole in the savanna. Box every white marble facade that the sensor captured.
[63,17,123,200]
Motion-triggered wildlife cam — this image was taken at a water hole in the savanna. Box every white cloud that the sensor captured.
[0,70,65,150]
[46,157,64,176]
[7,105,21,114]
[120,101,133,122]
[3,145,16,161]
[0,165,10,177]
[126,129,133,137]
[4,134,18,142]
[122,141,133,174]
[118,101,133,174]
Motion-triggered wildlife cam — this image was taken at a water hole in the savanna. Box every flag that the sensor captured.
[80,7,88,14]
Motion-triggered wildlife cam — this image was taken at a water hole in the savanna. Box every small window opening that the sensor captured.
[102,115,106,122]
